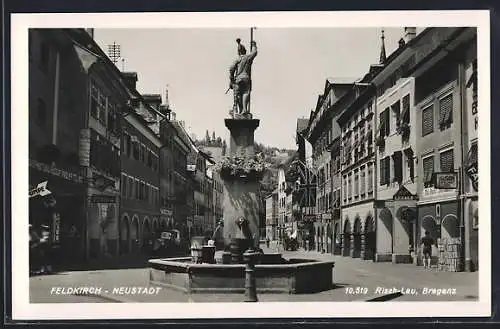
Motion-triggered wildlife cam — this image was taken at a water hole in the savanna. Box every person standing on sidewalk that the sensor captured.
[421,231,435,269]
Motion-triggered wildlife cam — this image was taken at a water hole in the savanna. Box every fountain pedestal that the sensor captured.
[221,118,261,257]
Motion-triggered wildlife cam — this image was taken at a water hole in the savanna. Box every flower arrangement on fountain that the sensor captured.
[216,153,270,180]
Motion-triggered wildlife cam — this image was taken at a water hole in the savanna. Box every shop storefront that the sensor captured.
[29,161,86,265]
[417,199,461,270]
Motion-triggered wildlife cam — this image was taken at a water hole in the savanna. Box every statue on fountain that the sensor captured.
[228,38,258,119]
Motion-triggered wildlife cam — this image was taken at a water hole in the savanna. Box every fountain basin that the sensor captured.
[148,255,334,294]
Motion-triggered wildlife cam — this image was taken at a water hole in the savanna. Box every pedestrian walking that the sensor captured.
[421,231,435,269]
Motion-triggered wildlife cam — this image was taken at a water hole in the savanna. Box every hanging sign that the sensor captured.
[79,129,91,167]
[29,181,52,198]
[434,172,458,189]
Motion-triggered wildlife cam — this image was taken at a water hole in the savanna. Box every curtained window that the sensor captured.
[401,94,411,125]
[422,156,435,187]
[391,100,401,129]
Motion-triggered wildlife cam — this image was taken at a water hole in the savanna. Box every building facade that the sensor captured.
[307,80,352,254]
[119,96,161,255]
[159,118,191,243]
[265,190,278,240]
[29,29,89,264]
[412,27,477,271]
[338,83,376,260]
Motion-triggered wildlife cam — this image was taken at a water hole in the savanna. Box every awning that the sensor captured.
[465,143,478,168]
[465,143,478,191]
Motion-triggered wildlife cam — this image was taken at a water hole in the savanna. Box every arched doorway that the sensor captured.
[326,223,333,254]
[342,218,351,257]
[120,215,130,255]
[142,217,151,252]
[378,207,394,259]
[334,222,341,255]
[441,214,460,240]
[152,218,159,236]
[363,215,376,261]
[421,215,438,241]
[130,216,139,253]
[352,217,362,258]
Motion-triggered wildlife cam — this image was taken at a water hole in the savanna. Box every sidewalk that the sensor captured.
[261,246,479,300]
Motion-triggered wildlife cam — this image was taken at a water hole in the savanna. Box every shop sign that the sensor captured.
[51,213,61,245]
[303,215,316,222]
[29,181,51,198]
[30,159,84,183]
[434,172,458,189]
[79,129,91,167]
[89,194,116,204]
[466,163,478,192]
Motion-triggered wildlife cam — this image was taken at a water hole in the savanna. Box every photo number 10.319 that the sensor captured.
[345,287,369,295]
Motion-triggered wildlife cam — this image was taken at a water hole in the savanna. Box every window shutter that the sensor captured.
[440,149,454,172]
[393,151,403,183]
[368,167,373,192]
[380,158,385,185]
[385,156,390,185]
[422,105,434,136]
[439,94,453,127]
[360,169,366,194]
[401,94,410,124]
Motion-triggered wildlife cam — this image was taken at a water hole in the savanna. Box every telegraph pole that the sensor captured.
[248,27,256,113]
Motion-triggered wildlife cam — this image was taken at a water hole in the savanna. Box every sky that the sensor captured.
[94,27,416,149]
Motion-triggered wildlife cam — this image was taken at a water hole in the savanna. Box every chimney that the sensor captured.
[404,27,417,43]
[179,120,185,128]
[171,111,177,121]
[122,72,138,90]
[142,94,162,111]
[159,104,171,120]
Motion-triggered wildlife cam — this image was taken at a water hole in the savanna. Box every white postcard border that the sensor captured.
[11,10,491,320]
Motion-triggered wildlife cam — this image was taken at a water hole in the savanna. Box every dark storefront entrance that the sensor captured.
[29,165,86,265]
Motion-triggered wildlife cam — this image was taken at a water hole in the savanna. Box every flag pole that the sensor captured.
[249,27,255,113]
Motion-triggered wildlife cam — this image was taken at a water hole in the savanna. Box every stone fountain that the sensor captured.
[148,36,335,296]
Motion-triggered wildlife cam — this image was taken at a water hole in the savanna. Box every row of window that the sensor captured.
[342,164,375,204]
[422,92,453,136]
[90,130,120,177]
[122,132,159,172]
[317,189,341,213]
[342,121,374,167]
[422,148,455,187]
[379,148,415,186]
[120,173,159,206]
[342,103,374,134]
[90,78,120,134]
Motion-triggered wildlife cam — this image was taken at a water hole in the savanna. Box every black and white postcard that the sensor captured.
[10,10,490,320]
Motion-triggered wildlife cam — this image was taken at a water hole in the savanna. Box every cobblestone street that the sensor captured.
[30,248,478,303]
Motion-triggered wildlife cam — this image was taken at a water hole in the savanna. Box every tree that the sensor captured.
[212,131,216,144]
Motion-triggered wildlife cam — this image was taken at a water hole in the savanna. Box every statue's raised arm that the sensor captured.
[228,38,258,118]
